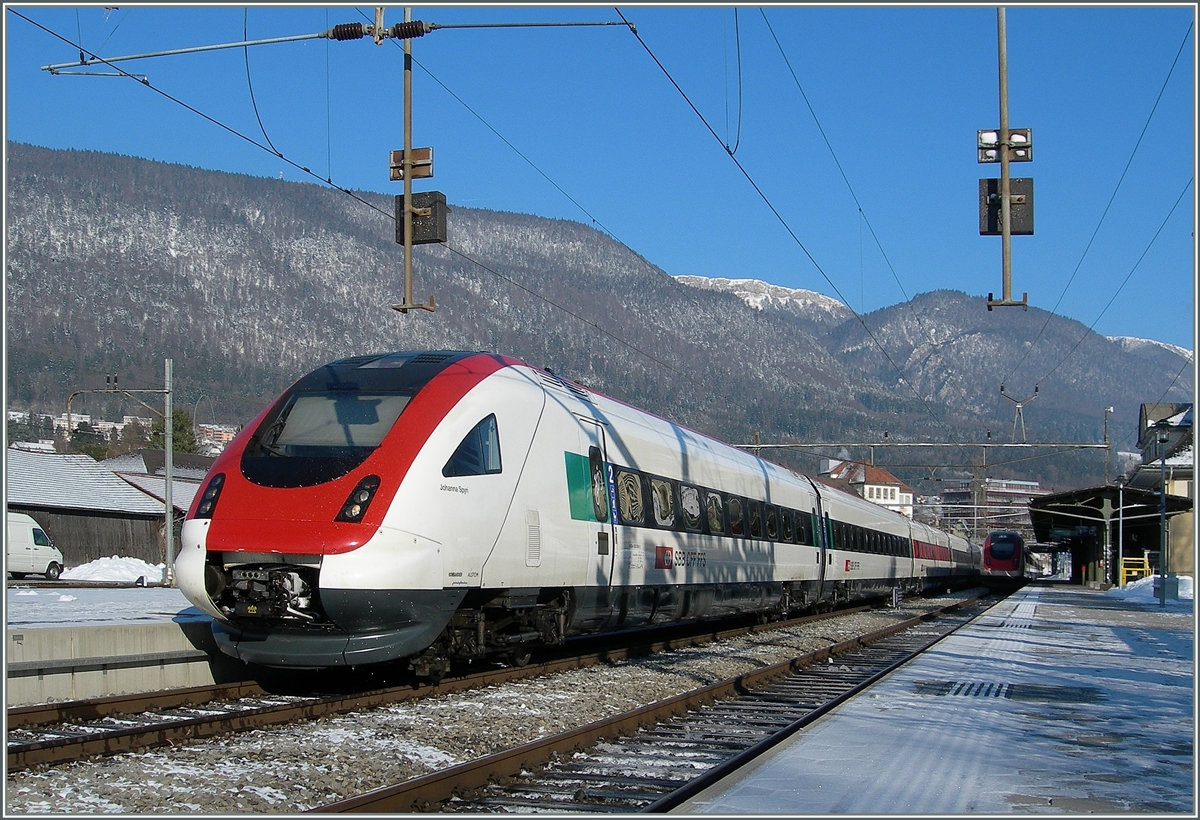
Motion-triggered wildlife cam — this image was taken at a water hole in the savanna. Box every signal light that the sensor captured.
[194,473,226,519]
[336,475,382,523]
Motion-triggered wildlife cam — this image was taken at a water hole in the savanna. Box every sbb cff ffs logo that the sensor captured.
[655,546,706,569]
[655,546,674,569]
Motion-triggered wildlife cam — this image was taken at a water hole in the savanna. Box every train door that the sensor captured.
[806,479,829,602]
[576,417,616,588]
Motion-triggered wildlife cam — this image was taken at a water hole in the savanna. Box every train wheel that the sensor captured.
[509,647,533,668]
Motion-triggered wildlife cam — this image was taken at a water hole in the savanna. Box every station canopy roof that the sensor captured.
[1029,485,1192,544]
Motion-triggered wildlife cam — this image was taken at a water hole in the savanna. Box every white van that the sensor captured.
[7,512,65,580]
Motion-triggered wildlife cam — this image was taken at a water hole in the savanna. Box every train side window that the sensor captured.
[798,511,812,546]
[780,508,794,542]
[588,446,609,523]
[728,497,745,536]
[650,477,677,529]
[747,500,763,539]
[704,491,725,534]
[443,414,502,477]
[765,505,779,540]
[616,470,645,525]
[680,485,703,531]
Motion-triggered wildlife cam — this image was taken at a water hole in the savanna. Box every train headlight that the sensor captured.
[335,475,381,523]
[194,473,226,519]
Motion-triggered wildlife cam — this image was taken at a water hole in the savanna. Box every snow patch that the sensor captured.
[1106,574,1193,607]
[61,555,166,584]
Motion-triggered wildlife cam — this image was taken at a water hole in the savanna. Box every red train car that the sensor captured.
[982,530,1026,585]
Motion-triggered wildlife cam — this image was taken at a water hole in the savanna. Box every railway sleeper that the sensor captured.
[520,771,688,791]
[636,735,760,752]
[493,781,668,803]
[460,796,633,813]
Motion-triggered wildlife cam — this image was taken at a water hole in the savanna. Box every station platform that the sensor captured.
[4,584,243,706]
[674,583,1194,814]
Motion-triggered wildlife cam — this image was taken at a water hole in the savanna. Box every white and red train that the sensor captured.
[982,530,1027,579]
[178,351,996,678]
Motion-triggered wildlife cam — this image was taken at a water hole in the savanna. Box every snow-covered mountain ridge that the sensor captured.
[674,275,854,336]
[1107,336,1193,361]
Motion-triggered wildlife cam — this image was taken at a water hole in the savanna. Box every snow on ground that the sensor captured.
[1106,574,1193,608]
[6,556,204,628]
[60,555,167,584]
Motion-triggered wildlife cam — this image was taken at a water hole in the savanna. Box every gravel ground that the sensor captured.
[6,592,984,814]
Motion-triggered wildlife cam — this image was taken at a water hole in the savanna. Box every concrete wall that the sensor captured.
[6,620,249,706]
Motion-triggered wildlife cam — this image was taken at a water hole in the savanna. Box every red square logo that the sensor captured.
[655,546,674,569]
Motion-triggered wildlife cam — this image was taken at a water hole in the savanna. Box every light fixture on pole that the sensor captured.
[1104,406,1114,485]
[1116,475,1126,587]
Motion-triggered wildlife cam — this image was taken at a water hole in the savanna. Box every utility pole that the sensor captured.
[1103,406,1114,485]
[44,9,631,314]
[979,6,1032,310]
[392,7,438,314]
[164,359,174,586]
[64,359,175,585]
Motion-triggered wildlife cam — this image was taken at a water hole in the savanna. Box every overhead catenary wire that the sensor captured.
[1108,353,1195,454]
[244,9,282,158]
[19,8,1167,477]
[759,9,943,355]
[12,9,734,414]
[1036,178,1195,386]
[24,4,957,444]
[614,6,956,443]
[1000,20,1194,387]
[350,7,754,314]
[724,8,743,156]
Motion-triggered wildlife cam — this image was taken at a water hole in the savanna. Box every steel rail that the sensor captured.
[6,604,872,771]
[311,593,988,813]
[6,681,268,729]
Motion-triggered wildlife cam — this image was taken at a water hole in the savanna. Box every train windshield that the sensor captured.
[988,533,1020,560]
[241,390,411,487]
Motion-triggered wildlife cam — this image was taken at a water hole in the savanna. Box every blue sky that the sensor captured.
[5,4,1196,352]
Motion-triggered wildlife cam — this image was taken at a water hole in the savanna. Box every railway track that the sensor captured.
[7,602,881,772]
[314,592,991,813]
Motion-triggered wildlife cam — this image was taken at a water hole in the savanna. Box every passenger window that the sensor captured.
[705,492,725,534]
[747,500,763,539]
[728,497,744,536]
[765,505,779,540]
[616,470,645,525]
[780,509,794,542]
[32,529,52,547]
[650,478,677,528]
[442,414,502,477]
[589,447,609,523]
[799,512,813,546]
[680,485,703,531]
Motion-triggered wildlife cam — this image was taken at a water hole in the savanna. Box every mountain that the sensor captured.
[1108,336,1194,376]
[5,142,1193,493]
[674,276,853,336]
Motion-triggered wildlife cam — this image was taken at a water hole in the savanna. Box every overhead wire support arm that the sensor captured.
[42,31,333,73]
[40,17,637,72]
